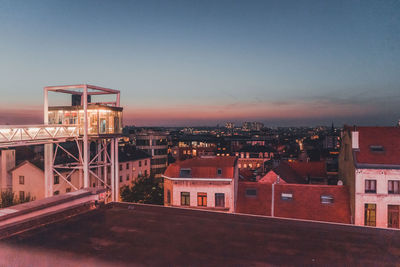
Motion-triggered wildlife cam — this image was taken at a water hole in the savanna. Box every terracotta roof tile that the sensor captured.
[164,156,237,179]
[353,126,400,166]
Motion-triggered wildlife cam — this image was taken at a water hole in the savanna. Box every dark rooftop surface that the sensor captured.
[2,203,400,266]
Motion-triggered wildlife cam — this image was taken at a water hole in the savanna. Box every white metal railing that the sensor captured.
[0,125,79,147]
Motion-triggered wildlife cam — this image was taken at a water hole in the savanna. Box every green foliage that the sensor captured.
[120,175,164,205]
[0,191,35,208]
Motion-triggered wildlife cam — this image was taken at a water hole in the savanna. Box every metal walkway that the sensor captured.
[0,125,79,148]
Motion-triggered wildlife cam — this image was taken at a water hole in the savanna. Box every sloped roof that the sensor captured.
[259,170,287,184]
[288,161,327,178]
[352,126,400,167]
[164,156,237,179]
[236,182,351,224]
[273,161,306,184]
[274,184,351,224]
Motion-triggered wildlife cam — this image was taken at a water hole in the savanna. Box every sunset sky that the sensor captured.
[0,0,399,126]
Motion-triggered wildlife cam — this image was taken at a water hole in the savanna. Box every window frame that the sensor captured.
[19,175,25,185]
[197,192,207,207]
[365,179,377,194]
[181,192,190,206]
[215,193,225,208]
[388,180,400,194]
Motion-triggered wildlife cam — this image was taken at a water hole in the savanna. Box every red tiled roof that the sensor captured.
[353,126,400,166]
[164,156,237,179]
[236,182,351,224]
[273,161,306,184]
[288,161,327,178]
[274,184,351,224]
[258,170,287,184]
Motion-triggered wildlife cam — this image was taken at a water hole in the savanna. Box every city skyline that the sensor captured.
[1,0,399,126]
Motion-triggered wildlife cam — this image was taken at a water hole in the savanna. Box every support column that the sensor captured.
[44,88,53,197]
[111,139,115,201]
[103,139,108,189]
[83,85,89,188]
[114,138,119,202]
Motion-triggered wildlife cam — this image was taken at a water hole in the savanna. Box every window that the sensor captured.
[365,180,376,193]
[19,176,24,185]
[66,188,71,193]
[53,190,60,195]
[217,168,222,176]
[119,164,123,171]
[145,160,147,166]
[388,180,400,194]
[321,195,334,204]
[370,145,384,152]
[181,192,190,206]
[388,205,400,229]
[215,193,225,208]
[126,163,129,170]
[139,161,142,167]
[167,190,171,205]
[19,191,25,200]
[180,168,192,178]
[197,193,207,207]
[144,170,148,176]
[281,193,293,201]
[119,176,123,182]
[54,175,59,185]
[126,174,130,181]
[67,176,71,182]
[364,203,376,226]
[245,188,257,197]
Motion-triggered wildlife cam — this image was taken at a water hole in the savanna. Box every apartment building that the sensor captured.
[163,156,238,212]
[339,126,400,228]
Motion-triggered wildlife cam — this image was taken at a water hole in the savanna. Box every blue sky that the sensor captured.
[0,0,399,126]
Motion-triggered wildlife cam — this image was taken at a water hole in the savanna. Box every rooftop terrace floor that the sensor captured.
[1,203,400,266]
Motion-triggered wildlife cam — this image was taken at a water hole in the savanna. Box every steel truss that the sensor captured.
[0,125,78,148]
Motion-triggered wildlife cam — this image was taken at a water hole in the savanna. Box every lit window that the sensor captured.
[19,176,24,185]
[197,193,207,206]
[365,180,377,193]
[281,193,293,201]
[364,203,376,226]
[321,195,334,204]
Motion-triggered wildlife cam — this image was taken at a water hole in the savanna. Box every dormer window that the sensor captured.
[370,145,384,152]
[180,168,192,178]
[217,168,222,176]
[321,195,334,204]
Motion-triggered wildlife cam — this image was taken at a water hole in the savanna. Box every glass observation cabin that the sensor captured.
[45,84,123,136]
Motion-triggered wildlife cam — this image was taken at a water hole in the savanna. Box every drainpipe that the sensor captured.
[271,182,275,217]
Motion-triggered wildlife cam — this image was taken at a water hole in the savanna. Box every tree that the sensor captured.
[0,191,35,208]
[120,175,163,205]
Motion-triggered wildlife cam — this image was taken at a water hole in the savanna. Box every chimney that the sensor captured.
[351,131,359,149]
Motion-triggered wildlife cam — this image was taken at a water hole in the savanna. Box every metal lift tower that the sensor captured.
[0,85,122,202]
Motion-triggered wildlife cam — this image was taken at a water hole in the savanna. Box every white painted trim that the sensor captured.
[162,175,232,182]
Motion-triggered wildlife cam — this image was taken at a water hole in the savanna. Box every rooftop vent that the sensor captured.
[369,145,384,152]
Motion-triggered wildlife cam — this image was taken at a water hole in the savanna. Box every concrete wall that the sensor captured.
[338,130,356,223]
[167,180,235,212]
[354,169,400,228]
